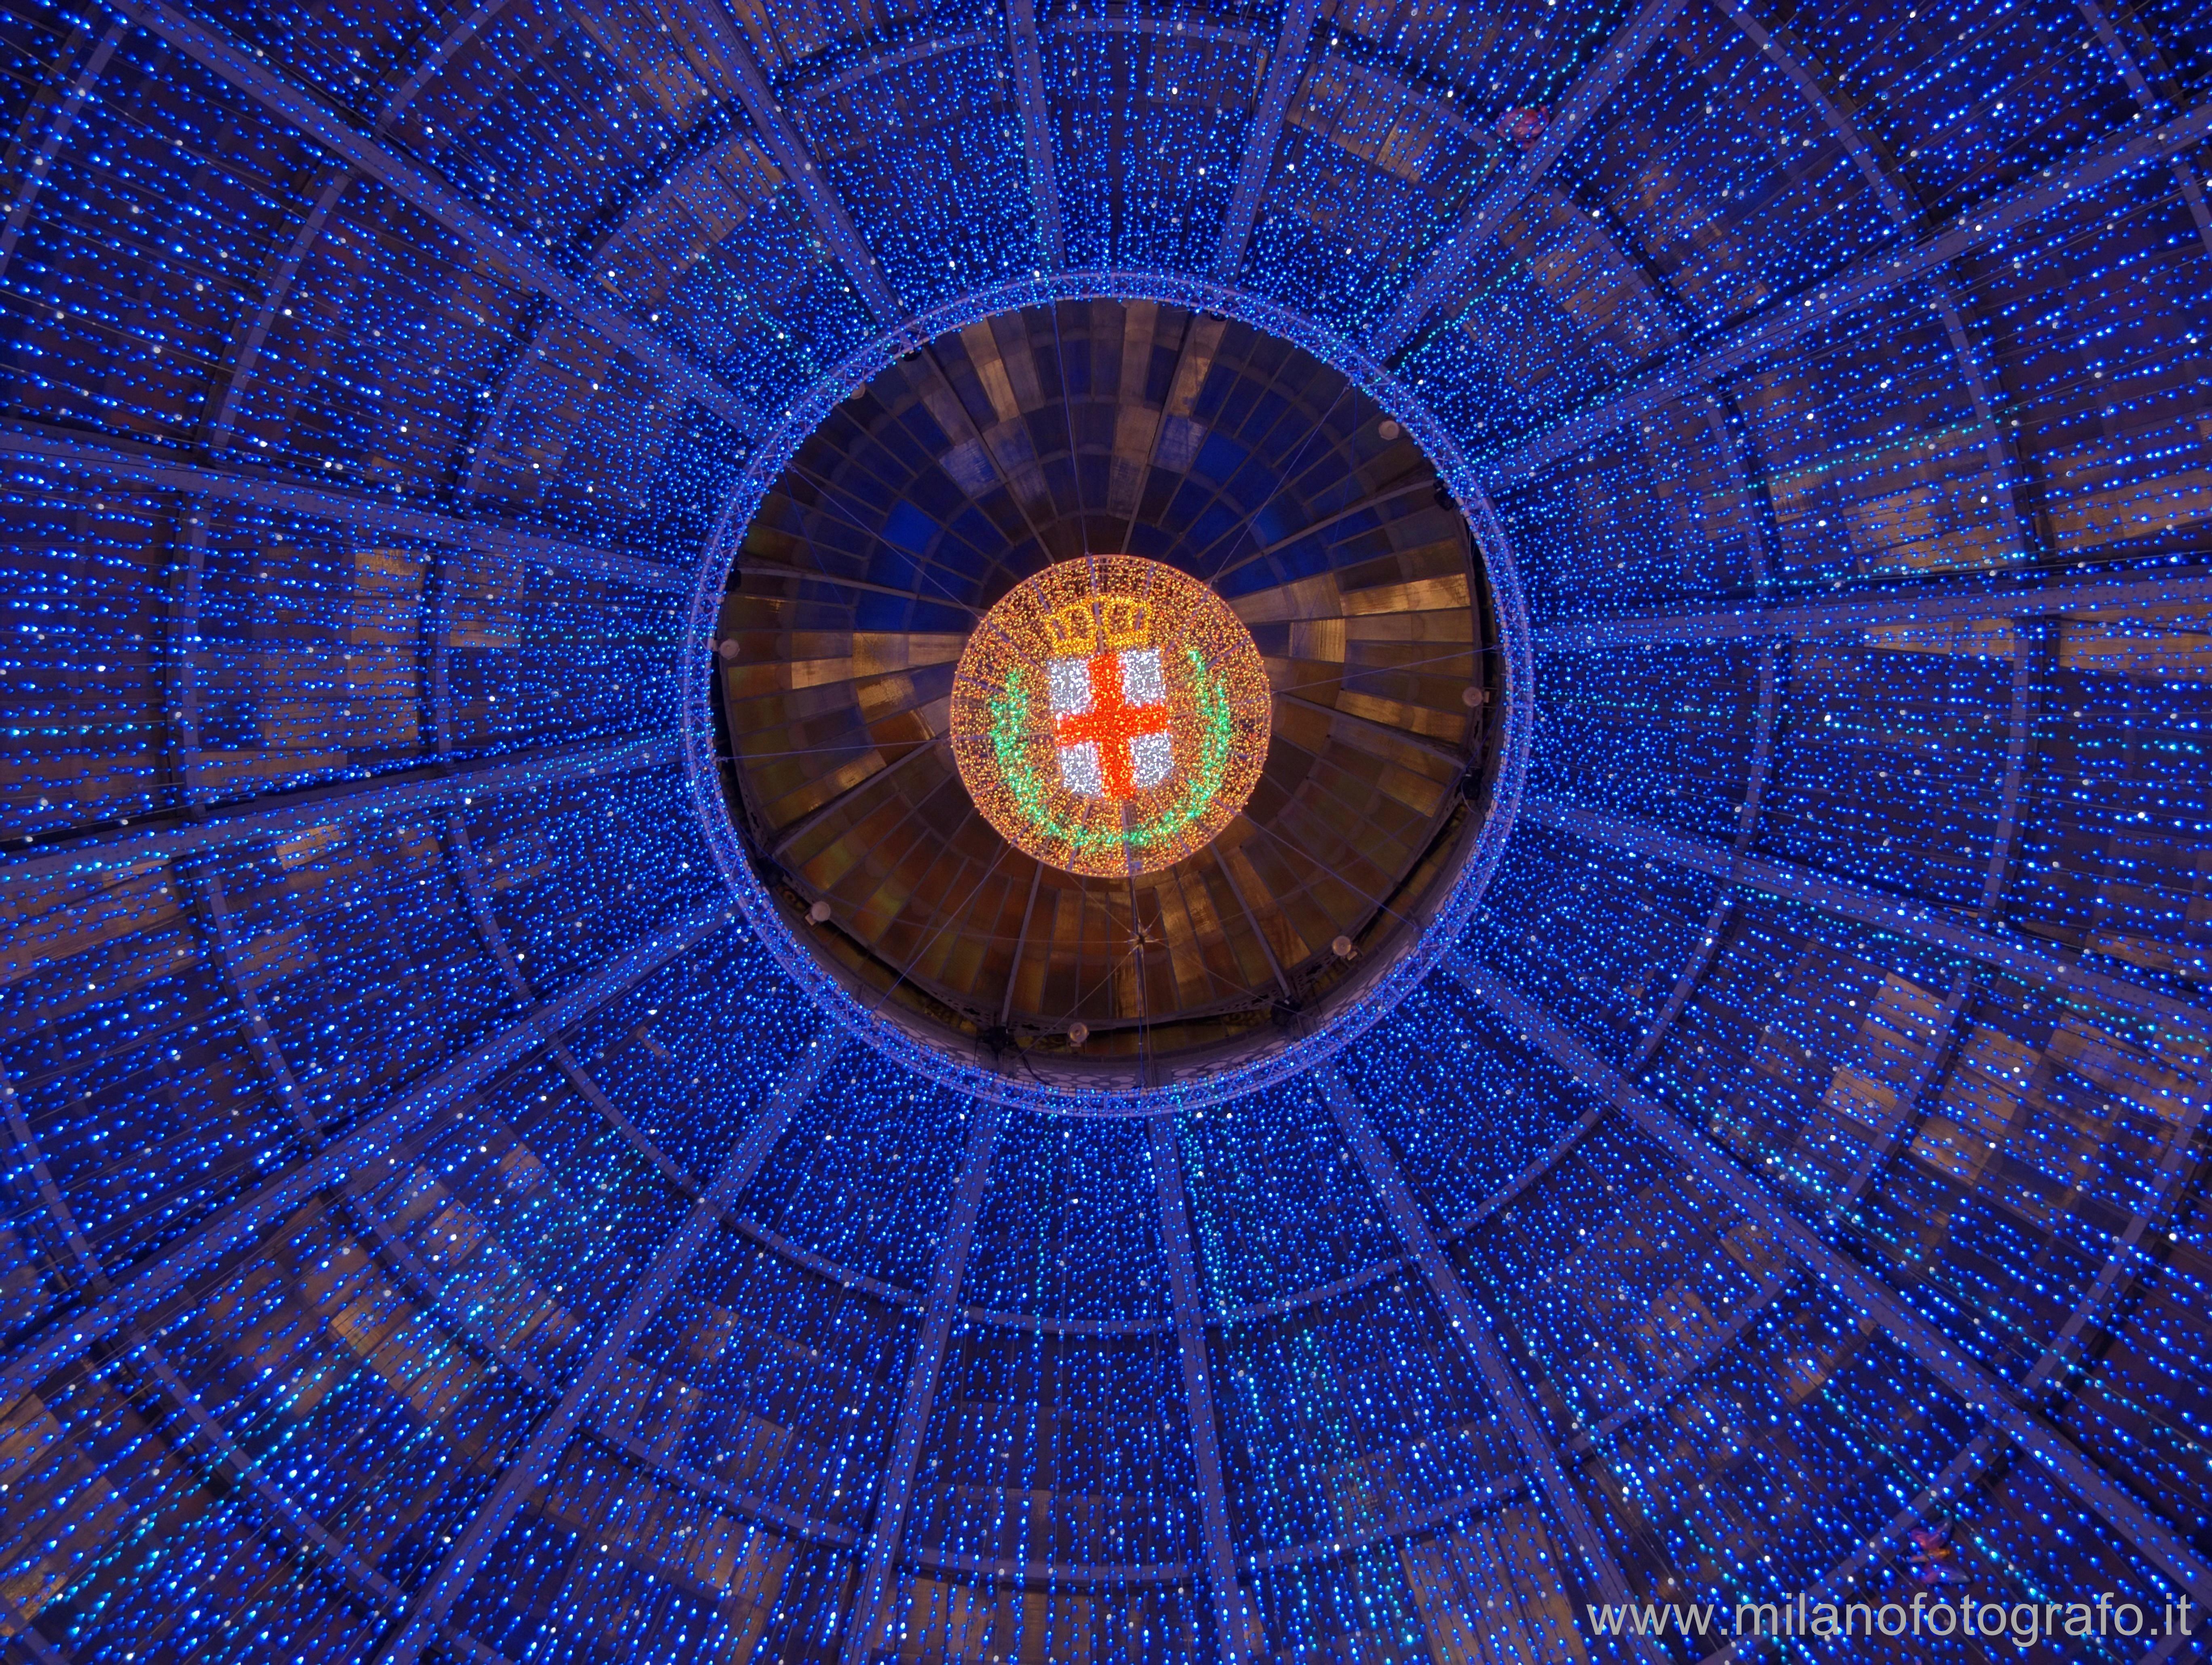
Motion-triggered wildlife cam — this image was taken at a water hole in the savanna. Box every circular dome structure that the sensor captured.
[0,1,2209,1663]
[710,302,1507,1093]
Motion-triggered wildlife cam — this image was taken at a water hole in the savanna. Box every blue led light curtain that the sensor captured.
[0,0,2208,1660]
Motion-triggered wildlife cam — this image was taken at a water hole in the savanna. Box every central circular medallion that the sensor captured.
[949,554,1270,878]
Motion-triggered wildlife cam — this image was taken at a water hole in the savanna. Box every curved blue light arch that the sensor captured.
[680,271,1536,1114]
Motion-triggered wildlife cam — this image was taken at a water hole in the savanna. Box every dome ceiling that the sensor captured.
[713,300,1497,1088]
[0,0,2206,1661]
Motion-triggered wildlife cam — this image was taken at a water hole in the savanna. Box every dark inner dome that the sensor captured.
[711,299,1501,1091]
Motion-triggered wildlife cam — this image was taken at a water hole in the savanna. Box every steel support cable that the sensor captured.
[1201,475,1439,593]
[766,442,1001,621]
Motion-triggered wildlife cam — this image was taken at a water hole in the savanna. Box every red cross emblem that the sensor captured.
[1050,646,1173,801]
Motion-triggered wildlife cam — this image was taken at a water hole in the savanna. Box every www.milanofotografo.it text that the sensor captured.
[1584,1591,2197,1645]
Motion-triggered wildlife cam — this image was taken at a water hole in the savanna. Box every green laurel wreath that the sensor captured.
[989,646,1236,859]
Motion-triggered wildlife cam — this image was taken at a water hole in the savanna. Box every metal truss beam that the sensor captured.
[102,0,760,433]
[1316,1069,1642,1617]
[1773,999,2212,1663]
[2077,0,2212,255]
[770,737,950,858]
[1005,0,1064,270]
[1517,196,1788,1079]
[1148,1117,1254,1663]
[182,868,317,1133]
[207,4,511,451]
[380,1,511,134]
[1562,1264,1795,1456]
[1756,946,2209,1662]
[1,1068,436,1631]
[0,898,733,1413]
[1443,1106,1607,1237]
[1710,1429,2001,1665]
[1713,0,2038,565]
[151,858,832,1601]
[0,16,126,282]
[206,169,350,452]
[124,1326,416,1613]
[1532,567,2212,652]
[1522,796,2203,1025]
[0,426,686,591]
[1368,0,1692,358]
[1212,0,1324,282]
[378,1034,845,1665]
[3,736,678,886]
[440,813,702,1200]
[1827,967,1974,1224]
[595,1424,853,1546]
[1274,691,1467,766]
[1482,98,2212,485]
[1984,619,2047,916]
[1628,550,1787,1069]
[1,879,649,1665]
[672,1,908,330]
[17,480,424,1634]
[1450,963,2212,1608]
[840,1107,1007,1664]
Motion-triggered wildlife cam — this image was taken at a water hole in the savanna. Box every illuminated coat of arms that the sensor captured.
[1045,595,1173,801]
[950,556,1270,878]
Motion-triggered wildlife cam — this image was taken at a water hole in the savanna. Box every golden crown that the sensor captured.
[1045,594,1151,655]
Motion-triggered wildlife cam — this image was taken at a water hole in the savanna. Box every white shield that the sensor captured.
[1048,648,1172,799]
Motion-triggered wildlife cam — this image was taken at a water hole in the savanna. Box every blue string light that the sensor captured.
[0,0,2206,1659]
